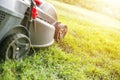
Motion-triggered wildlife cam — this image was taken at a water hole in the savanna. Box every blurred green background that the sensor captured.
[59,0,120,20]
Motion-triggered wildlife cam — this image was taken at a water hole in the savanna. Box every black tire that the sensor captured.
[54,22,68,42]
[0,33,31,60]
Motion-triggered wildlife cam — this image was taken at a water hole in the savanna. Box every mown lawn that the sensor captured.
[0,1,120,80]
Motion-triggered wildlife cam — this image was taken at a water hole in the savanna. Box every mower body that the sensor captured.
[0,0,56,47]
[0,0,67,60]
[0,0,29,42]
[29,2,57,47]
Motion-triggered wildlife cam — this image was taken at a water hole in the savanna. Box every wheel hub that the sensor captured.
[5,34,30,60]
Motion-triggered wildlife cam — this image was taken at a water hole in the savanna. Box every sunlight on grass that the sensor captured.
[59,0,120,19]
[51,0,120,79]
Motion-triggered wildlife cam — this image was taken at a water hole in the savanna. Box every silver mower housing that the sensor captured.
[29,1,67,47]
[0,0,29,41]
[0,0,30,60]
[29,1,57,47]
[0,0,67,60]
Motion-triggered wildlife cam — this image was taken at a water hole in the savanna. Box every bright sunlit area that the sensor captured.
[78,0,120,18]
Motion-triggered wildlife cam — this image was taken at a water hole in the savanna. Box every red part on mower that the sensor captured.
[32,7,38,19]
[34,0,42,5]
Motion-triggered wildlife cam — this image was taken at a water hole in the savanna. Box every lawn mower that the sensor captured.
[0,0,67,60]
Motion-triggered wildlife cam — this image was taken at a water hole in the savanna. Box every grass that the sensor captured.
[0,0,120,80]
